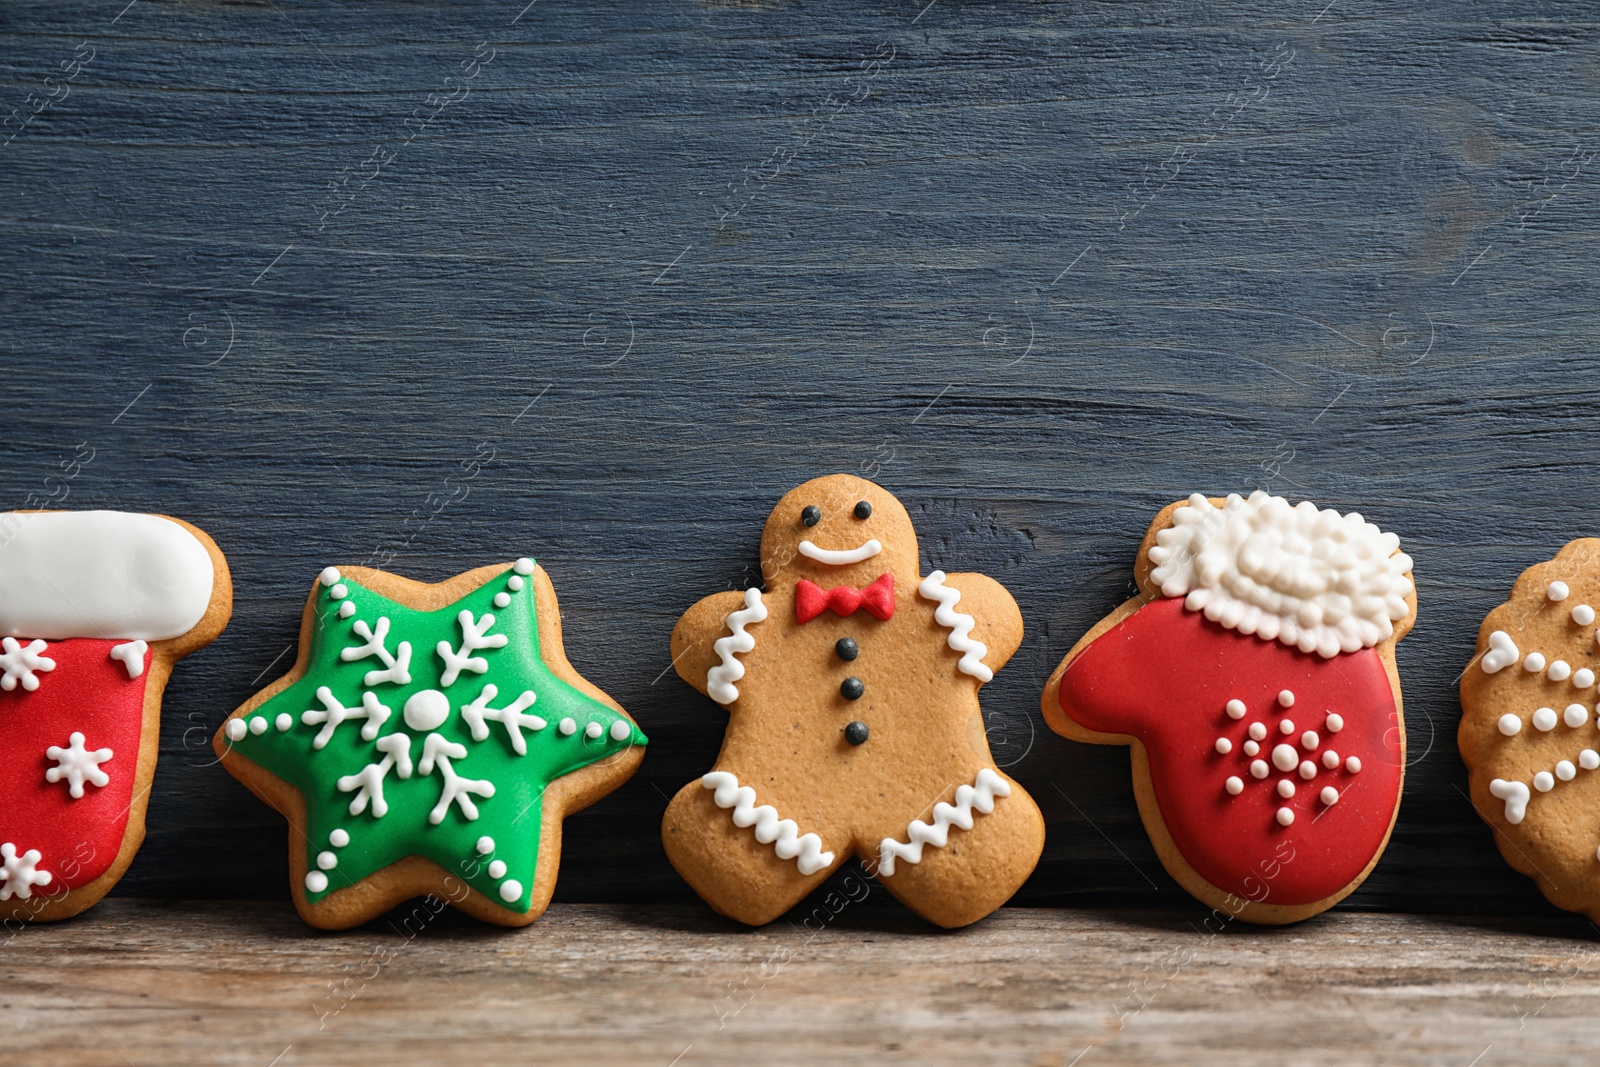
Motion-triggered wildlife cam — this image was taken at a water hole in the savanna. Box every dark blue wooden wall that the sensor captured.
[3,0,1595,915]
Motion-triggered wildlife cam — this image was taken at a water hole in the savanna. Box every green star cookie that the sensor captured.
[218,557,646,927]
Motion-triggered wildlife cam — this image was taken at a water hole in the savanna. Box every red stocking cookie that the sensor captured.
[0,510,231,923]
[1459,541,1600,921]
[1042,492,1416,923]
[663,474,1044,928]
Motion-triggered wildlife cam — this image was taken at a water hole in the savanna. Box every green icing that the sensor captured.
[228,560,646,912]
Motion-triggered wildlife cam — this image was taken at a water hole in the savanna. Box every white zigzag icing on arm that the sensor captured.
[918,570,993,682]
[705,588,767,705]
[878,768,1010,877]
[701,771,834,875]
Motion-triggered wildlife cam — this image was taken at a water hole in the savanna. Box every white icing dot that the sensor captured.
[1550,660,1573,681]
[1279,719,1296,735]
[1575,605,1596,626]
[1225,776,1244,795]
[1325,713,1344,733]
[1250,760,1269,779]
[507,575,525,591]
[1215,737,1233,754]
[1320,786,1339,805]
[1497,714,1523,736]
[275,712,293,732]
[1576,668,1596,688]
[1248,722,1267,741]
[1276,807,1295,826]
[305,871,329,893]
[317,851,337,870]
[581,722,600,739]
[1557,760,1577,781]
[1533,707,1558,732]
[1549,581,1571,602]
[330,829,350,848]
[1301,731,1319,750]
[1595,845,1600,862]
[403,689,452,732]
[1583,750,1600,771]
[499,879,523,903]
[1534,771,1555,793]
[513,557,534,575]
[1278,690,1295,708]
[476,836,495,855]
[319,567,341,587]
[559,718,577,736]
[1322,750,1341,769]
[1225,699,1247,720]
[1277,779,1296,798]
[1272,744,1299,772]
[1293,760,1313,779]
[330,583,348,601]
[610,720,632,741]
[1566,704,1589,728]
[488,859,507,879]
[249,717,268,736]
[1345,756,1362,774]
[1525,652,1548,673]
[494,592,512,608]
[225,719,247,741]
[1243,740,1260,756]
[338,601,356,619]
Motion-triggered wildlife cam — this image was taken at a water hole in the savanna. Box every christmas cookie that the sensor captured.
[1,510,231,923]
[1460,541,1600,921]
[1042,491,1416,923]
[215,558,646,929]
[663,474,1043,928]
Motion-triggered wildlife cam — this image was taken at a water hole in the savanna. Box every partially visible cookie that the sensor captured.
[1042,491,1416,924]
[216,558,646,929]
[1,510,231,922]
[1460,540,1600,920]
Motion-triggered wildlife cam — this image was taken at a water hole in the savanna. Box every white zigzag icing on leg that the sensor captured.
[706,589,767,705]
[701,770,833,875]
[878,768,1010,877]
[918,571,993,682]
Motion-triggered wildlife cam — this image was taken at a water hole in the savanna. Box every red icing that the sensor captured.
[794,573,895,624]
[0,638,150,895]
[1057,597,1401,907]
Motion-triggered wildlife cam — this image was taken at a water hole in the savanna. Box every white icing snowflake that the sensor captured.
[45,732,113,799]
[0,842,52,901]
[0,636,56,692]
[436,610,507,687]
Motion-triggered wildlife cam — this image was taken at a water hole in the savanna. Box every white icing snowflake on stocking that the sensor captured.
[45,732,114,799]
[0,842,52,901]
[0,637,55,692]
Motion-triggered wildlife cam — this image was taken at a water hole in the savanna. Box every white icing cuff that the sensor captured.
[878,768,1009,877]
[1146,491,1413,658]
[0,511,213,641]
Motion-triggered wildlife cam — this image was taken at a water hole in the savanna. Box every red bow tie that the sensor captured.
[795,574,895,624]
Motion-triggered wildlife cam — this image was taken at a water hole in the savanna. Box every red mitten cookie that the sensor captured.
[0,510,231,923]
[1042,492,1416,923]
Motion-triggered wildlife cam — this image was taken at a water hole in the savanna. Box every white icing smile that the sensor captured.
[797,539,882,566]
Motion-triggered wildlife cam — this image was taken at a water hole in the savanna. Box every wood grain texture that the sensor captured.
[7,900,1600,1065]
[1,0,1598,914]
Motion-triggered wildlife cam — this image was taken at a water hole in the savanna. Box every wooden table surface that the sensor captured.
[5,900,1599,1066]
[3,0,1599,922]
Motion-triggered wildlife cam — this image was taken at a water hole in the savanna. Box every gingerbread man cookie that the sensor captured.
[1,510,231,923]
[1460,541,1600,921]
[216,558,646,929]
[663,475,1043,928]
[1042,492,1416,923]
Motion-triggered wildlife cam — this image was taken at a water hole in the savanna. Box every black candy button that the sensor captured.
[835,637,859,661]
[801,504,821,527]
[853,500,873,519]
[840,677,865,700]
[844,721,869,746]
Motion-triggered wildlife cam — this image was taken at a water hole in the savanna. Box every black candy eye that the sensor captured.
[801,505,821,527]
[853,500,872,519]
